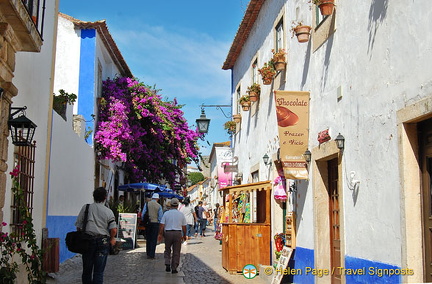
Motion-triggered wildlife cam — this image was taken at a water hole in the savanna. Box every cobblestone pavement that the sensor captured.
[47,230,270,284]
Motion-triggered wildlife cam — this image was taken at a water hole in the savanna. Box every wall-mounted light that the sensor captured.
[196,108,210,134]
[303,149,312,163]
[195,104,231,135]
[8,106,37,146]
[263,154,271,165]
[348,171,360,190]
[335,133,345,150]
[235,172,243,181]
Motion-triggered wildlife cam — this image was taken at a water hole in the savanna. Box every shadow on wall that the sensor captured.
[294,180,308,232]
[368,0,389,54]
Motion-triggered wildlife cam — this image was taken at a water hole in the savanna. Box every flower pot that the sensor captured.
[233,114,242,123]
[262,77,273,85]
[249,91,260,102]
[318,1,335,16]
[274,62,286,71]
[241,101,251,111]
[294,26,312,43]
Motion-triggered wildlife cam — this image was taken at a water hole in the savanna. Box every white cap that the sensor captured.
[152,193,159,199]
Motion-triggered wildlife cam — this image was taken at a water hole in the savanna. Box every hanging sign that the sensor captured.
[274,91,310,180]
[216,147,233,188]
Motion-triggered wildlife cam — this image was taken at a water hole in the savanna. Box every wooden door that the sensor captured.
[328,158,341,283]
[419,118,432,281]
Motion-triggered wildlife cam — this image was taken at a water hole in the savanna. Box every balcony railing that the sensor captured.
[21,0,45,38]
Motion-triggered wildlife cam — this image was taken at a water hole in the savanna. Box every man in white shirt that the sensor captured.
[157,198,187,274]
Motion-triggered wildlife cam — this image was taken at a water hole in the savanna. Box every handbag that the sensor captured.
[142,208,150,227]
[66,204,93,254]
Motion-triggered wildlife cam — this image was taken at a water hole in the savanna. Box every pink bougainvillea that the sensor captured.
[94,77,200,187]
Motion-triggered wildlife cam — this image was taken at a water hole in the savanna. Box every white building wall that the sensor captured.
[50,14,128,262]
[226,0,432,280]
[53,16,80,106]
[5,0,59,243]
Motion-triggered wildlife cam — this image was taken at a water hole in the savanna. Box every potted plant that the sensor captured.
[224,120,237,134]
[53,89,77,120]
[239,95,251,111]
[247,83,261,102]
[292,21,312,43]
[312,0,335,16]
[272,49,287,71]
[258,62,276,85]
[232,114,242,124]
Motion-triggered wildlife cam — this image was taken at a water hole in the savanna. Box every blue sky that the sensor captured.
[59,1,248,155]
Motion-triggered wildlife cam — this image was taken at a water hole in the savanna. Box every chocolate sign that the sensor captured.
[274,91,310,180]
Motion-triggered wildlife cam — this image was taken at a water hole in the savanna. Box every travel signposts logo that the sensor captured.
[242,264,258,279]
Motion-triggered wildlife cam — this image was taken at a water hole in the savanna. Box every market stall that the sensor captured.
[220,181,272,273]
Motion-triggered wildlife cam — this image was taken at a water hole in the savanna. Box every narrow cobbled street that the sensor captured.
[47,229,268,284]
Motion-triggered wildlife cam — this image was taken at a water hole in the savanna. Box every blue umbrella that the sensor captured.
[118,182,168,192]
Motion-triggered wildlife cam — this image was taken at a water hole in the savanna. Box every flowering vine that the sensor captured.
[94,77,200,187]
[0,166,46,283]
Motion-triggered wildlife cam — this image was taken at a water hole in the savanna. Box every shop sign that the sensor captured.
[274,91,310,179]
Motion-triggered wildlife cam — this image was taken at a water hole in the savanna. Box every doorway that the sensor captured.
[419,118,432,281]
[328,158,341,283]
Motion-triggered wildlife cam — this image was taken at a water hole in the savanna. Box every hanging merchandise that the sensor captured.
[273,176,288,201]
[243,202,251,223]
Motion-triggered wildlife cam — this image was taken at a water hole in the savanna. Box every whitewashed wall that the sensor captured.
[5,0,59,243]
[226,0,432,281]
[53,16,80,107]
[50,14,128,262]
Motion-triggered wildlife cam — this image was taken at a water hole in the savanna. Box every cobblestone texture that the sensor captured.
[47,231,268,284]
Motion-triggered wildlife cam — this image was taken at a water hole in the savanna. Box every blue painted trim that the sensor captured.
[345,256,402,284]
[280,247,403,284]
[289,247,315,284]
[79,29,96,146]
[46,215,78,263]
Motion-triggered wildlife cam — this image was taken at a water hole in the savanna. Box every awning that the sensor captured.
[118,182,168,192]
[220,181,272,194]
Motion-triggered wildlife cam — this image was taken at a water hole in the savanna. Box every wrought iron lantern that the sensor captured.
[196,109,210,134]
[8,106,37,146]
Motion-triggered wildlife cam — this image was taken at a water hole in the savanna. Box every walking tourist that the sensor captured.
[178,197,197,243]
[141,193,163,259]
[157,198,187,274]
[197,201,208,237]
[75,187,117,284]
[213,203,221,232]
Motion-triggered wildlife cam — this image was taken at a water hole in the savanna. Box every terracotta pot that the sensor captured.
[274,62,286,71]
[262,77,273,85]
[294,26,312,43]
[318,1,335,16]
[233,114,242,123]
[241,101,251,111]
[249,91,260,102]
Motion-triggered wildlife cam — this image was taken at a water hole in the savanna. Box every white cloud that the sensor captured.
[111,23,232,103]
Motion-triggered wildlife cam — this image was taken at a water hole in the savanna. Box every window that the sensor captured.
[275,19,284,52]
[11,144,36,240]
[312,3,336,51]
[315,6,326,27]
[251,171,259,183]
[252,59,258,84]
[236,86,241,114]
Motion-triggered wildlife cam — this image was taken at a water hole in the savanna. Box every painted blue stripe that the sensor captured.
[283,247,402,283]
[46,215,78,262]
[290,247,315,283]
[345,256,402,284]
[78,29,96,146]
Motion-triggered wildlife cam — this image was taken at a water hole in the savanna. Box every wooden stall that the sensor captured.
[220,181,272,273]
